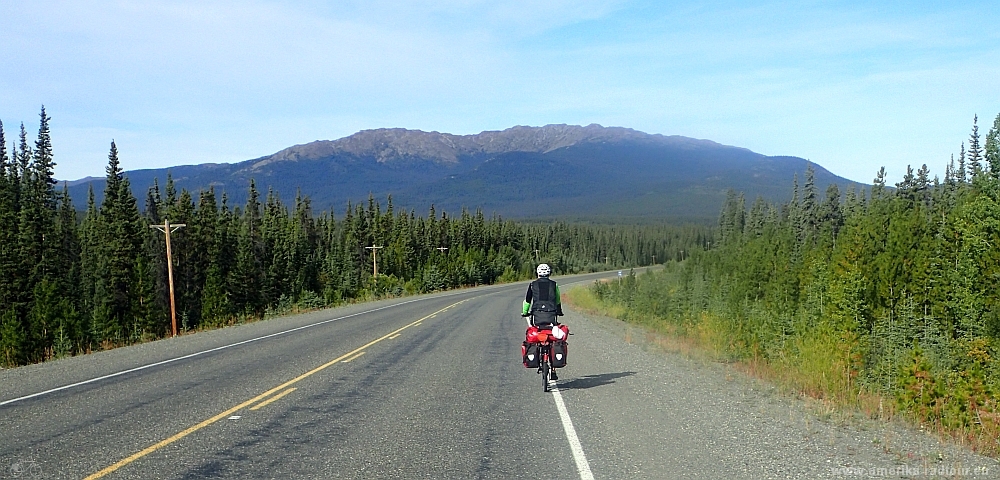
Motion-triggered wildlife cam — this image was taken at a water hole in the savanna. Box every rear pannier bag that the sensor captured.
[522,341,540,368]
[550,341,567,368]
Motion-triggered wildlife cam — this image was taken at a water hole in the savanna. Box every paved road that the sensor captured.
[2,271,997,479]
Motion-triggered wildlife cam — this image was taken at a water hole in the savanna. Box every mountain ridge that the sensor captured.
[66,124,861,223]
[242,124,748,170]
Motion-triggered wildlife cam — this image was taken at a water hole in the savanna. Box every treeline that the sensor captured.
[0,108,712,367]
[592,114,1000,450]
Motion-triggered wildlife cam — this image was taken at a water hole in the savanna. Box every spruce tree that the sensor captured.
[232,180,263,314]
[16,109,61,358]
[0,120,18,313]
[78,186,99,342]
[0,120,21,362]
[986,113,1000,178]
[16,123,30,184]
[915,164,931,205]
[93,141,144,344]
[802,165,818,234]
[967,115,982,179]
[169,189,198,330]
[0,308,24,367]
[54,185,82,346]
[202,188,234,323]
[957,143,967,184]
[143,178,169,324]
[819,183,844,239]
[0,119,7,172]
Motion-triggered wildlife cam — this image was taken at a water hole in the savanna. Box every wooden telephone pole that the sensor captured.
[151,220,186,337]
[365,245,383,277]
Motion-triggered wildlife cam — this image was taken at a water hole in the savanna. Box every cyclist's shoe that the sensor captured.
[550,370,558,380]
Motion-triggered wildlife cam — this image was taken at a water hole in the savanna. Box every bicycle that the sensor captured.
[538,336,553,392]
[523,314,566,392]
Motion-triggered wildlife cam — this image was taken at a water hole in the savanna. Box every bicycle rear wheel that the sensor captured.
[542,360,550,392]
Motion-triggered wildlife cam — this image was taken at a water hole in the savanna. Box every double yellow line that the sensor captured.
[85,299,466,479]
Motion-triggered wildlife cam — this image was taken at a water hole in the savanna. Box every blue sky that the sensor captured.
[2,0,998,184]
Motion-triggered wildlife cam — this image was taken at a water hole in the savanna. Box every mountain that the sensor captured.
[66,124,863,223]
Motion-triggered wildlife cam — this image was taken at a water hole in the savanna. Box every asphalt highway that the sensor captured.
[2,271,997,479]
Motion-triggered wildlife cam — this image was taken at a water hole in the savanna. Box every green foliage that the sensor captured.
[584,113,1000,449]
[0,308,25,367]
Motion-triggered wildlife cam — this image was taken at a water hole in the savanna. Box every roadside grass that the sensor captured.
[563,284,1000,457]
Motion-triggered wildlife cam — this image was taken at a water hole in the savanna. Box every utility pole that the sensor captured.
[652,254,656,265]
[534,249,540,262]
[365,246,383,277]
[150,219,186,337]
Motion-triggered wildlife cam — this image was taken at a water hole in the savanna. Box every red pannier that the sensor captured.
[525,324,568,343]
[522,325,570,368]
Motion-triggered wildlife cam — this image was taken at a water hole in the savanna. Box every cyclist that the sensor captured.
[521,263,564,379]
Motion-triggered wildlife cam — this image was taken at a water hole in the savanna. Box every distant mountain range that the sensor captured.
[67,124,863,223]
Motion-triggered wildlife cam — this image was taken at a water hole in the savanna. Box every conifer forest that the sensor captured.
[0,108,709,367]
[591,114,1000,449]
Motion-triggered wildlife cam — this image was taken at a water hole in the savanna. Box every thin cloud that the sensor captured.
[1,1,998,183]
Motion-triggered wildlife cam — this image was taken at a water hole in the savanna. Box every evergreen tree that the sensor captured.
[872,167,888,198]
[78,186,99,343]
[967,115,982,179]
[170,189,198,330]
[92,141,145,344]
[54,185,82,352]
[232,180,263,314]
[0,119,6,167]
[202,189,235,323]
[986,113,1000,178]
[0,119,19,314]
[717,189,747,245]
[17,108,61,359]
[16,123,31,184]
[0,308,24,367]
[958,142,968,183]
[819,183,844,240]
[802,165,818,236]
[896,165,916,203]
[143,178,170,327]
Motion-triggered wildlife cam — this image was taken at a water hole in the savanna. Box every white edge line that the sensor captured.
[550,383,596,480]
[0,291,473,407]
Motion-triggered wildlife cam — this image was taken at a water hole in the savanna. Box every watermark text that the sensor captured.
[831,465,991,477]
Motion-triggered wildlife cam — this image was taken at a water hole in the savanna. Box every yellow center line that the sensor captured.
[341,351,365,363]
[84,299,467,480]
[249,388,296,411]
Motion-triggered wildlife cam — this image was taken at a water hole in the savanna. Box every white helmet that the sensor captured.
[536,263,551,277]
